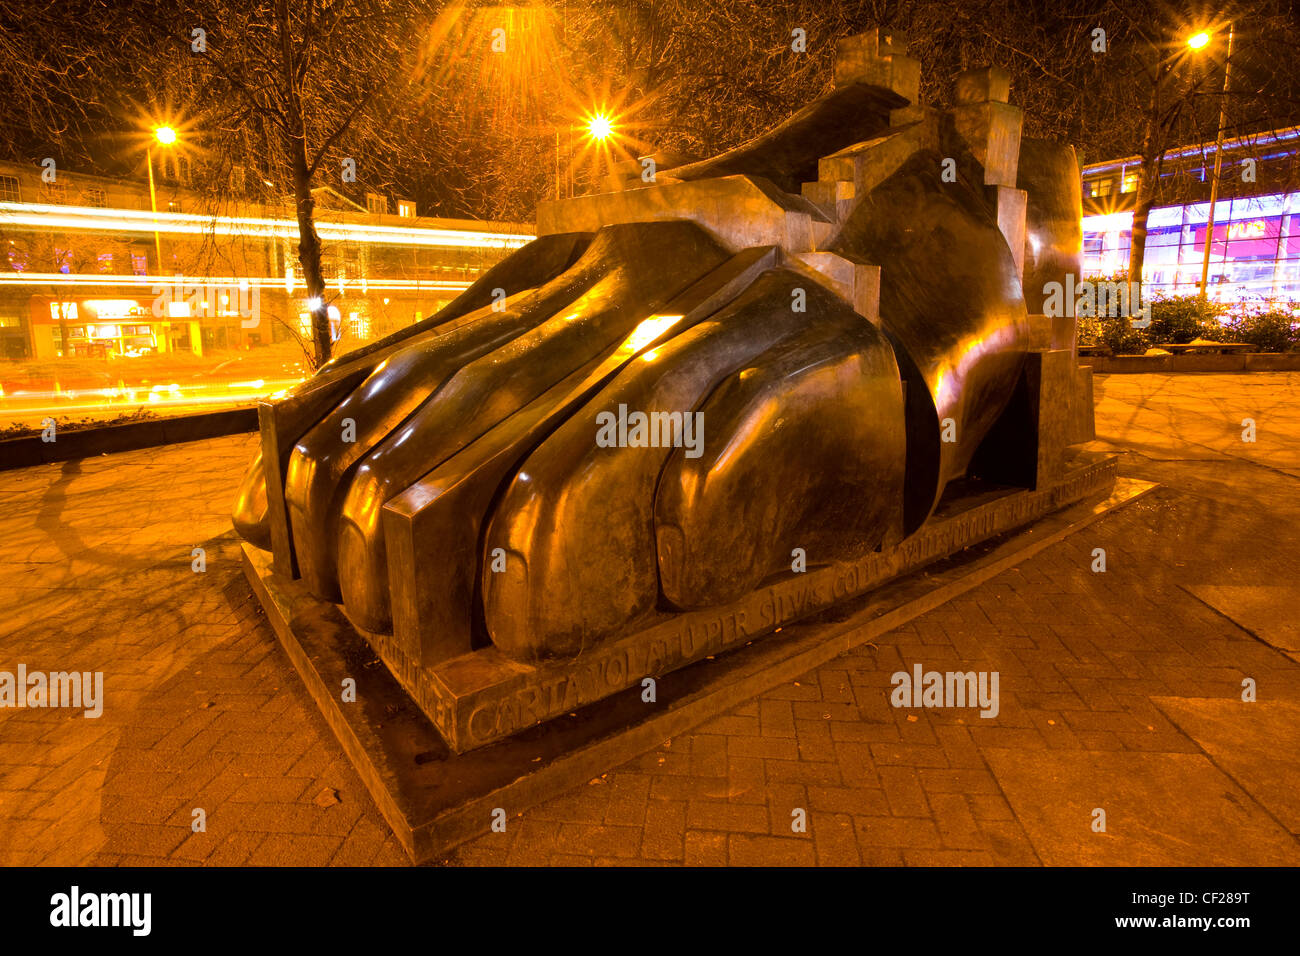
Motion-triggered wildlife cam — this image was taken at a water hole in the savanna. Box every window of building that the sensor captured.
[43,181,68,203]
[398,199,416,218]
[0,175,20,203]
[1088,178,1113,198]
[167,200,183,213]
[366,192,389,215]
[84,187,107,208]
[1121,173,1138,193]
[132,253,148,276]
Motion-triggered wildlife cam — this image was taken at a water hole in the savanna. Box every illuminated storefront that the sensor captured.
[1080,126,1300,306]
[32,298,202,359]
[1082,193,1300,304]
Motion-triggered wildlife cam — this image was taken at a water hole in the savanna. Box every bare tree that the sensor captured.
[139,0,432,367]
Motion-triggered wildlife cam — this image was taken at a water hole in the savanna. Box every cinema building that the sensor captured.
[1080,125,1300,305]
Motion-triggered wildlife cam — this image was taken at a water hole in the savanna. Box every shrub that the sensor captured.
[1067,281,1297,354]
[1221,308,1300,352]
[1078,313,1149,354]
[1147,295,1226,344]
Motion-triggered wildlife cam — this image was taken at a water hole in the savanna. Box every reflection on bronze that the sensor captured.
[234,31,1095,750]
[1017,138,1085,318]
[829,149,1030,531]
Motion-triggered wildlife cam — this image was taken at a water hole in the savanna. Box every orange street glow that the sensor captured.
[586,113,614,141]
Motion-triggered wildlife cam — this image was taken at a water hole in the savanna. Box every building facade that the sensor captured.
[1080,126,1300,306]
[0,161,533,361]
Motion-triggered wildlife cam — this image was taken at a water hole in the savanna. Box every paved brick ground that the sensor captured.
[0,437,407,866]
[1,372,1298,866]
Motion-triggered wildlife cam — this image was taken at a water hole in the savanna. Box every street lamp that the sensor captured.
[1189,24,1235,303]
[554,111,619,199]
[586,113,614,141]
[147,126,179,273]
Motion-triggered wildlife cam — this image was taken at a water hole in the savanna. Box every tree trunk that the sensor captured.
[289,143,331,369]
[1128,162,1156,286]
[277,0,330,369]
[1128,73,1163,286]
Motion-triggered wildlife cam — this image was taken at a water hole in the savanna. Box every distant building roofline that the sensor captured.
[1082,124,1300,177]
[0,158,531,233]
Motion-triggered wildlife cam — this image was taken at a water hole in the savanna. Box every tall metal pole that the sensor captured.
[147,146,164,271]
[1199,22,1234,302]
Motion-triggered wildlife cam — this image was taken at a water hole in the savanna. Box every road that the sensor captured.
[0,344,310,430]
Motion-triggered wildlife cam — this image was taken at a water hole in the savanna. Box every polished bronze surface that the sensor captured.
[663,80,906,193]
[231,449,270,552]
[480,268,845,659]
[829,150,1030,531]
[655,316,905,610]
[383,245,781,667]
[232,232,593,568]
[286,221,730,628]
[285,226,649,605]
[1017,138,1084,318]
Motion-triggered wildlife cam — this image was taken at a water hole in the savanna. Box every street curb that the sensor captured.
[1083,353,1300,373]
[0,406,259,471]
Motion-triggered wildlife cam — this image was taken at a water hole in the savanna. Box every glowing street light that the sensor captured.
[1187,31,1211,50]
[586,113,614,141]
[153,125,178,146]
[555,111,615,200]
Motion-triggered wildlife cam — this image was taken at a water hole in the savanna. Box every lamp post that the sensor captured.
[1190,24,1235,303]
[147,126,178,273]
[553,112,616,199]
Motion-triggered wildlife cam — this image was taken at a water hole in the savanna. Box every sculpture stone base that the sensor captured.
[241,454,1153,862]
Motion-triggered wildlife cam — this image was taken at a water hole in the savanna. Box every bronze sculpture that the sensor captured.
[234,30,1101,753]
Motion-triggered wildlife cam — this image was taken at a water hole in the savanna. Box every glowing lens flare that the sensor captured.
[1187,31,1211,49]
[153,126,178,145]
[586,113,614,141]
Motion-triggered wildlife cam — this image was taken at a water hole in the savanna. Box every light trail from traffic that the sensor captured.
[0,200,535,249]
